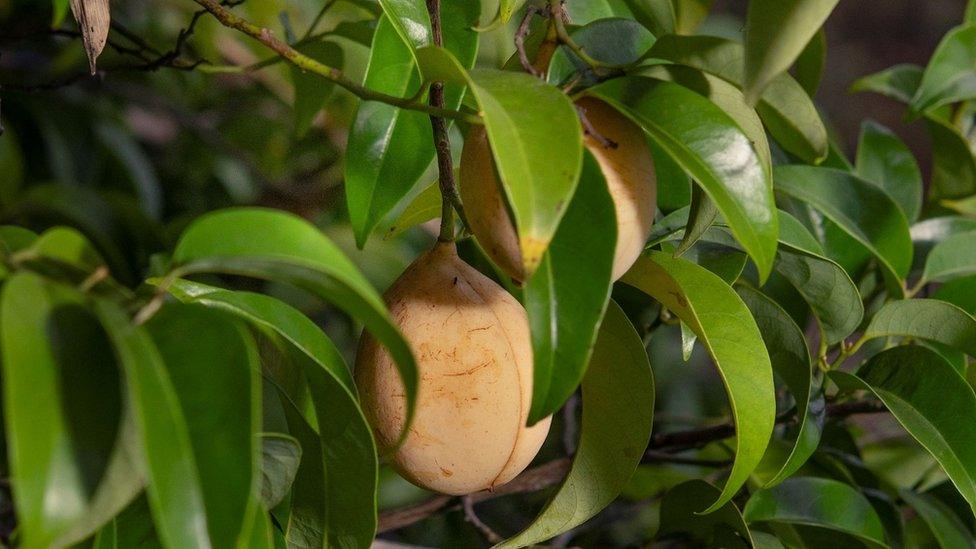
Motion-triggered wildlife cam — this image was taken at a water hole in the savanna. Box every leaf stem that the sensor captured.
[190,0,481,124]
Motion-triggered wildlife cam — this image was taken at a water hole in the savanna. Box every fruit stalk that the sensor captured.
[426,0,463,242]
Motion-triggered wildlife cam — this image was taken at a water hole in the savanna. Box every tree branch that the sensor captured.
[190,0,480,124]
[377,398,888,534]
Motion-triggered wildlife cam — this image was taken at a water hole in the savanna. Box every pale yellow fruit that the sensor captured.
[355,243,551,495]
[459,97,657,281]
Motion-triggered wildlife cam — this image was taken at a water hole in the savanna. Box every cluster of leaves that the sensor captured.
[1,0,976,546]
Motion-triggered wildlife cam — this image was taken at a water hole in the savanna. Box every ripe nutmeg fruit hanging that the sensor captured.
[460,97,657,282]
[355,243,551,495]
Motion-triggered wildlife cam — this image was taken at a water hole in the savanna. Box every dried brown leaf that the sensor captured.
[69,0,110,74]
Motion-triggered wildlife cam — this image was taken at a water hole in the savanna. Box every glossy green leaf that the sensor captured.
[383,182,440,240]
[259,434,302,511]
[346,5,478,246]
[855,121,923,222]
[922,230,976,283]
[588,77,778,281]
[743,0,839,103]
[900,490,973,549]
[547,18,655,86]
[775,236,863,344]
[743,477,886,547]
[0,273,141,547]
[657,480,753,545]
[675,187,718,256]
[166,279,354,391]
[648,34,829,163]
[291,41,342,137]
[831,346,976,518]
[777,209,824,255]
[146,304,261,547]
[775,165,913,282]
[418,46,583,274]
[926,116,976,199]
[737,285,824,487]
[864,299,976,357]
[622,251,774,511]
[525,152,616,424]
[910,24,976,116]
[795,29,826,96]
[850,63,924,104]
[92,299,211,548]
[935,275,976,316]
[496,301,654,547]
[639,64,772,176]
[165,281,380,546]
[171,207,417,440]
[377,0,431,50]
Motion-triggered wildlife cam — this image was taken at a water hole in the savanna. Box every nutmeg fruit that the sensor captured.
[459,97,657,281]
[355,243,551,495]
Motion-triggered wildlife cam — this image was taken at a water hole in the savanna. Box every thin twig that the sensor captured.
[462,495,503,544]
[300,0,338,42]
[515,5,544,77]
[377,398,888,533]
[191,0,480,123]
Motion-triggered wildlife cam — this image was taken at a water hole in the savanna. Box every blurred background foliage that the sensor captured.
[0,0,971,546]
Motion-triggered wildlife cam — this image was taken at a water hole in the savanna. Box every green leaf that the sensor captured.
[146,303,261,546]
[171,207,417,441]
[794,29,826,96]
[498,0,529,23]
[165,279,355,391]
[496,301,654,547]
[525,151,616,424]
[639,64,772,176]
[92,299,211,548]
[547,18,655,87]
[0,225,37,254]
[259,434,302,511]
[743,0,839,103]
[935,275,976,316]
[774,245,863,344]
[622,251,774,512]
[909,24,976,116]
[418,47,583,274]
[346,5,478,246]
[675,187,718,257]
[926,116,976,200]
[831,345,976,518]
[657,480,753,545]
[900,490,974,549]
[774,165,913,283]
[968,0,976,23]
[648,34,829,163]
[672,0,714,34]
[922,230,976,283]
[864,299,976,357]
[377,0,432,50]
[291,41,342,137]
[588,76,778,281]
[623,0,676,36]
[0,273,141,547]
[382,181,441,240]
[850,63,924,104]
[855,121,923,222]
[165,281,380,546]
[737,285,824,486]
[743,477,887,547]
